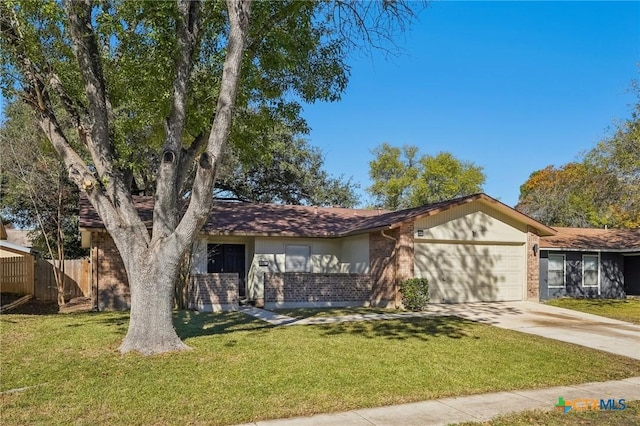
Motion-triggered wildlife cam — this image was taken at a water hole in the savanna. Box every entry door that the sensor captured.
[207,244,246,297]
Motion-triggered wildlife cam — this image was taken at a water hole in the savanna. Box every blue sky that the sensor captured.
[1,1,637,209]
[301,1,640,207]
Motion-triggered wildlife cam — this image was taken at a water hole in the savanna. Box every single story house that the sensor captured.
[80,193,555,311]
[539,227,640,300]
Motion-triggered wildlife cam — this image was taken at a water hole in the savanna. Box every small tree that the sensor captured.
[399,278,430,311]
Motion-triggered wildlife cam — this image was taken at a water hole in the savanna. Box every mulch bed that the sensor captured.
[0,293,92,315]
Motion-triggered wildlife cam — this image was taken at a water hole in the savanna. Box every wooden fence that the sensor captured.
[0,255,35,295]
[35,259,91,301]
[1,256,90,301]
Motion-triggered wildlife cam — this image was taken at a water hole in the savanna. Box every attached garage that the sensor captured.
[416,242,525,302]
[413,201,531,303]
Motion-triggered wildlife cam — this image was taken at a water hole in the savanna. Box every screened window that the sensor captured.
[548,254,565,288]
[285,245,310,272]
[582,255,599,287]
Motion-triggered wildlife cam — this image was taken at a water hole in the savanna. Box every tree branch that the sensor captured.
[153,0,202,241]
[63,0,120,194]
[174,0,252,247]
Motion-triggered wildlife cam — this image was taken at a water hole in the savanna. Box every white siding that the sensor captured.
[247,237,342,301]
[413,200,528,303]
[414,202,527,243]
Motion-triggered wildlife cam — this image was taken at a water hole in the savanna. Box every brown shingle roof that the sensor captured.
[79,196,388,237]
[79,193,555,238]
[540,227,640,251]
[202,202,386,237]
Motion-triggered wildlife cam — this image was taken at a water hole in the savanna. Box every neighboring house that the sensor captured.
[1,222,36,295]
[79,193,555,311]
[539,227,640,300]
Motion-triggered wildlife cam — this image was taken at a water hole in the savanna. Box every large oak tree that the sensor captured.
[0,0,417,354]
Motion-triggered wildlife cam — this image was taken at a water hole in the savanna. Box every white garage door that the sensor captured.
[415,243,525,303]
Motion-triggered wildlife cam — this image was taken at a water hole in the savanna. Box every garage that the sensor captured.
[415,242,525,303]
[411,200,537,303]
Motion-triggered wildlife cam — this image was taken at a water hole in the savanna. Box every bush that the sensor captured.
[399,278,430,311]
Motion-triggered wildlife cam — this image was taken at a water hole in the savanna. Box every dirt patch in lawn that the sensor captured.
[1,293,92,315]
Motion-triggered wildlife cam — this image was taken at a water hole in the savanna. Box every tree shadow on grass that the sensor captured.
[174,310,273,339]
[312,316,478,342]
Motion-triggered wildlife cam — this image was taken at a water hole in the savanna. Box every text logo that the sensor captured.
[555,397,626,413]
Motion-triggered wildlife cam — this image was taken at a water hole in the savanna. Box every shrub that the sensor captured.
[399,278,430,311]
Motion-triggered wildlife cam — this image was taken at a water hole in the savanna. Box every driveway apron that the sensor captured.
[427,301,640,360]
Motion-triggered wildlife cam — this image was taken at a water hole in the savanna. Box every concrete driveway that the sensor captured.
[427,301,640,360]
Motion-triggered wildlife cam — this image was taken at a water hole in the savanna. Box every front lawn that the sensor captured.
[2,310,640,425]
[545,298,640,324]
[456,400,639,426]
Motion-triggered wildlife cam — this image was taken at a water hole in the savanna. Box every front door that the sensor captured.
[207,244,246,298]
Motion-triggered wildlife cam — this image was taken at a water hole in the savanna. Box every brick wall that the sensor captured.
[91,232,130,310]
[526,229,540,301]
[264,272,373,308]
[368,223,414,307]
[369,230,397,305]
[189,273,239,311]
[397,222,414,282]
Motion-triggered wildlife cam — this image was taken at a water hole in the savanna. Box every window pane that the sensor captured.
[548,254,564,286]
[583,255,598,286]
[549,255,563,271]
[549,271,564,286]
[285,245,310,272]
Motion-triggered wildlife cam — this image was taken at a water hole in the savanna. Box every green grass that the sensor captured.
[545,298,640,324]
[2,310,640,425]
[455,400,640,425]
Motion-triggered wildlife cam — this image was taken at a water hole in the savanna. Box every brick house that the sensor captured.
[79,193,555,311]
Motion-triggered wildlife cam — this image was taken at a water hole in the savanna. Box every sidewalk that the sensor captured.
[236,377,640,426]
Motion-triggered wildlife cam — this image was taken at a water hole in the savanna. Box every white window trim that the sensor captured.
[582,254,600,288]
[548,253,566,288]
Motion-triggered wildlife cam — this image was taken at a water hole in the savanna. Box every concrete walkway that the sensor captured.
[238,306,297,325]
[236,377,640,426]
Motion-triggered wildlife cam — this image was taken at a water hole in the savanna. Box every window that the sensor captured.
[582,255,599,287]
[548,254,565,288]
[285,245,310,272]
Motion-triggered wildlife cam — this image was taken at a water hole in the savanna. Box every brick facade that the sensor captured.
[368,223,414,308]
[264,272,373,308]
[368,230,397,306]
[91,232,130,310]
[526,229,541,301]
[189,273,239,311]
[397,222,415,282]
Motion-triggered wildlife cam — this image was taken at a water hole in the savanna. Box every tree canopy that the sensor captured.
[368,143,486,210]
[516,88,640,228]
[0,0,419,354]
[0,100,86,260]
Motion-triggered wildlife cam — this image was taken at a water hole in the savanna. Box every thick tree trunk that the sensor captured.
[119,246,190,355]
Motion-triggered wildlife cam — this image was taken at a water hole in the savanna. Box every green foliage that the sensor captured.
[368,143,485,210]
[0,101,86,259]
[517,85,640,228]
[399,278,430,311]
[217,131,359,206]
